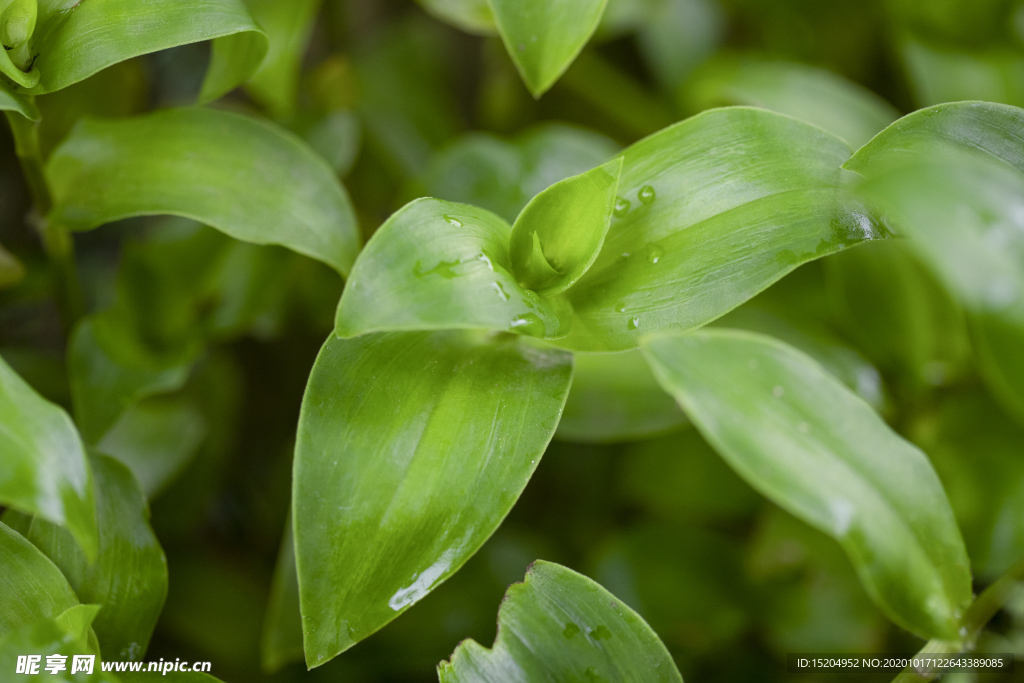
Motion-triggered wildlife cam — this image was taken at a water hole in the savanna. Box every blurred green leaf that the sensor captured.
[335,198,571,339]
[0,521,82,637]
[557,350,687,443]
[637,0,724,92]
[825,240,971,392]
[303,109,362,177]
[591,523,751,654]
[683,57,900,148]
[557,107,888,352]
[509,158,622,295]
[643,329,973,639]
[243,0,322,118]
[68,315,196,446]
[0,78,39,119]
[47,107,361,277]
[28,0,267,97]
[28,455,168,661]
[902,38,1024,108]
[488,0,609,98]
[294,331,572,665]
[0,354,98,561]
[420,124,619,224]
[261,520,302,673]
[438,560,683,682]
[0,241,26,289]
[618,430,760,523]
[910,390,1024,580]
[96,395,207,500]
[417,0,496,34]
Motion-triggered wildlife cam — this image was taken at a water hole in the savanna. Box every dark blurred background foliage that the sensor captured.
[3,0,1024,681]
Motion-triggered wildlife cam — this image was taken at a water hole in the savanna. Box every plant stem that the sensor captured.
[5,108,84,329]
[891,556,1024,682]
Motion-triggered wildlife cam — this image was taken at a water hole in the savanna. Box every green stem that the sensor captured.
[891,556,1024,682]
[5,107,84,329]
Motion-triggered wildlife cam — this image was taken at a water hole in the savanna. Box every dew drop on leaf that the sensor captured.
[492,282,510,301]
[638,185,656,205]
[614,301,626,313]
[443,214,463,227]
[646,243,663,264]
[563,622,580,639]
[613,197,630,218]
[627,316,640,330]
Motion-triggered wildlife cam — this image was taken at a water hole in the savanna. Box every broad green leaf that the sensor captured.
[856,152,1024,421]
[0,605,103,681]
[29,0,268,97]
[28,455,168,661]
[844,101,1024,177]
[303,110,361,177]
[261,520,302,673]
[47,107,361,277]
[557,350,686,443]
[335,198,571,339]
[0,241,26,288]
[642,329,972,639]
[0,521,81,637]
[420,124,619,224]
[0,354,98,561]
[294,331,572,665]
[417,0,495,34]
[97,395,207,499]
[716,305,888,410]
[901,38,1024,109]
[556,107,888,352]
[438,560,682,682]
[488,0,610,97]
[68,315,196,446]
[244,0,322,118]
[824,240,971,391]
[683,57,900,149]
[509,158,622,295]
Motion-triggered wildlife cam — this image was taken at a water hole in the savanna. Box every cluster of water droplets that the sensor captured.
[610,185,662,330]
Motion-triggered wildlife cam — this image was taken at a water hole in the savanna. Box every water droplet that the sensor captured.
[627,316,640,330]
[646,243,663,264]
[797,421,811,434]
[563,622,580,639]
[492,282,509,301]
[638,185,656,205]
[509,313,545,336]
[772,385,785,398]
[443,214,463,227]
[478,252,494,271]
[589,625,612,640]
[613,197,631,218]
[614,301,626,313]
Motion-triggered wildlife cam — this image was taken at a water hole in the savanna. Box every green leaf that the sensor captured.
[261,520,303,673]
[27,455,168,661]
[243,0,322,118]
[47,107,361,277]
[557,350,687,443]
[488,0,610,97]
[0,79,39,120]
[335,198,571,339]
[0,521,81,637]
[303,110,361,177]
[0,241,26,288]
[636,0,724,92]
[416,0,496,34]
[556,107,888,352]
[437,560,682,682]
[0,605,103,681]
[29,0,268,96]
[642,329,973,639]
[509,158,622,295]
[68,315,196,446]
[420,123,619,224]
[294,331,572,665]
[901,37,1024,109]
[97,395,207,499]
[0,354,98,561]
[854,149,1024,421]
[683,57,900,149]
